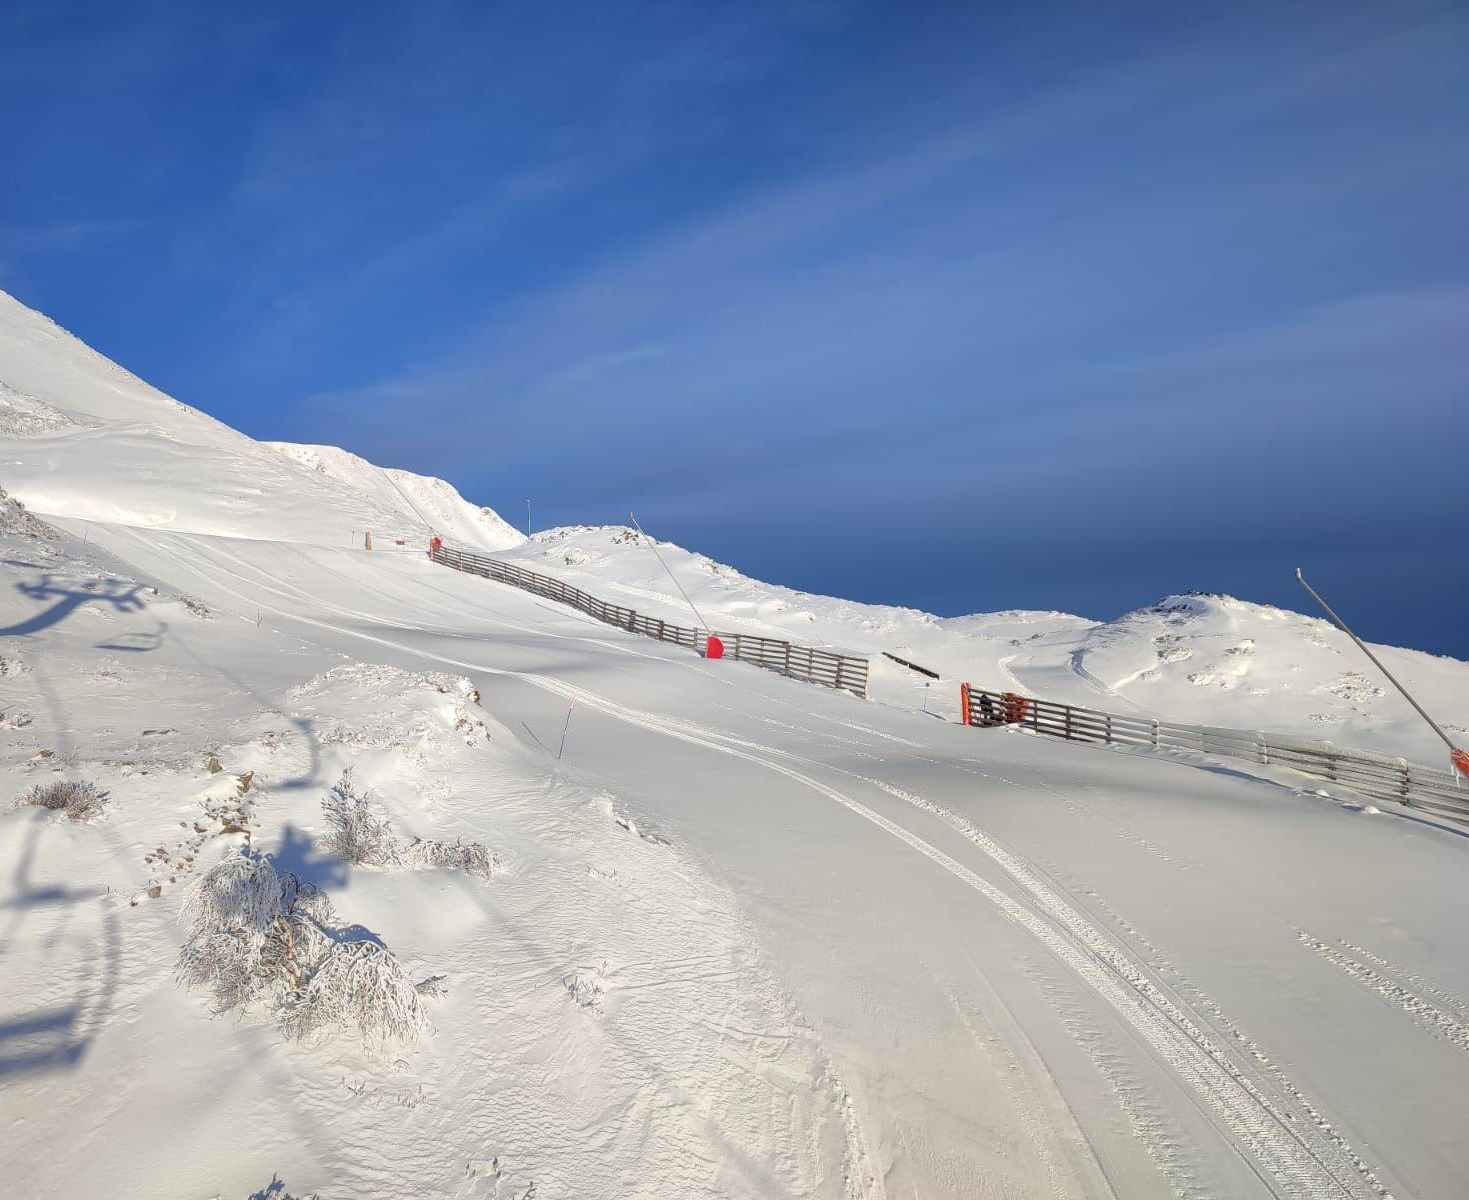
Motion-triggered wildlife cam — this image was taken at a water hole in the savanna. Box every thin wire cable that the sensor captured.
[1296,567,1458,752]
[382,465,437,539]
[628,511,710,633]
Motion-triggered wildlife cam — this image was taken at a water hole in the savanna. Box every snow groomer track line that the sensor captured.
[431,542,870,697]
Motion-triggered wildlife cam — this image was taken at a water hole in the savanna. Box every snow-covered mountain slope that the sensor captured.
[266,441,523,551]
[505,526,1469,765]
[0,290,514,551]
[0,495,856,1198]
[5,291,1469,1199]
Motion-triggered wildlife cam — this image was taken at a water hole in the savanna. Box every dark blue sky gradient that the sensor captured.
[3,1,1466,653]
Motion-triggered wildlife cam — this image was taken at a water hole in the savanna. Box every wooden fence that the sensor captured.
[432,544,869,697]
[961,684,1469,826]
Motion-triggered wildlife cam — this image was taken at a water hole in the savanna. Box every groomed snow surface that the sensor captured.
[2,288,1468,1199]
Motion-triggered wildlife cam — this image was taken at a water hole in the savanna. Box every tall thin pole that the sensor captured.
[1295,568,1461,757]
[557,699,574,760]
[526,499,532,537]
[628,511,710,633]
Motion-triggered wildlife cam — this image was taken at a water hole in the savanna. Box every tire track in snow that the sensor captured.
[825,776,1387,1200]
[1297,932,1469,1053]
[127,529,1387,1199]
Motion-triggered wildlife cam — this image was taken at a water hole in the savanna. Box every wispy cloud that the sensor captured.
[300,18,1469,488]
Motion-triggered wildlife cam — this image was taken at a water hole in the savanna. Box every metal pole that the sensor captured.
[628,511,711,633]
[1295,568,1460,754]
[557,699,574,760]
[526,500,532,537]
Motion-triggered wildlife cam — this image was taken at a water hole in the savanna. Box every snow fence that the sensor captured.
[961,684,1469,827]
[431,544,869,697]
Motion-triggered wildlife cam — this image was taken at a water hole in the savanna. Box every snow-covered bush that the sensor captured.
[18,778,108,821]
[320,771,397,866]
[320,774,496,881]
[281,940,429,1045]
[177,849,431,1046]
[403,837,497,880]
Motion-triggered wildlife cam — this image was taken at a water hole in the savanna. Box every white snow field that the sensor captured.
[2,287,1468,1200]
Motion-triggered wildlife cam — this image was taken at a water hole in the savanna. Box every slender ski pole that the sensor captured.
[628,511,710,633]
[1295,568,1466,774]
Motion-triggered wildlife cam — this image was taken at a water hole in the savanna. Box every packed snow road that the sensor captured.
[57,524,1469,1198]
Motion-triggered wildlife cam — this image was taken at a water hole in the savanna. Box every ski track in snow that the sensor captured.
[116,527,1399,1200]
[1068,649,1152,715]
[996,653,1026,692]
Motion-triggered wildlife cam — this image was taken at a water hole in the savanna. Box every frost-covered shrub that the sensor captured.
[177,853,300,1015]
[403,837,497,880]
[182,851,285,936]
[18,778,108,821]
[320,771,398,866]
[320,774,496,881]
[177,849,433,1046]
[281,940,429,1045]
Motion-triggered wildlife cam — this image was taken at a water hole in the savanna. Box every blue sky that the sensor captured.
[3,1,1467,653]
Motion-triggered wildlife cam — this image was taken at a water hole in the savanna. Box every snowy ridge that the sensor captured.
[0,291,516,548]
[266,442,524,552]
